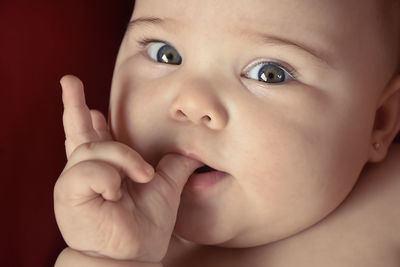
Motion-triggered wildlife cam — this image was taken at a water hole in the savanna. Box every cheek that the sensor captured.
[231,90,367,223]
[110,61,171,164]
[237,131,359,235]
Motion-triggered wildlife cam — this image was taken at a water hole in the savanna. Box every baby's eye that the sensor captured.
[245,62,293,84]
[146,42,182,65]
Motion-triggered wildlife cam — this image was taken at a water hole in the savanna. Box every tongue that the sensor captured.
[194,165,215,173]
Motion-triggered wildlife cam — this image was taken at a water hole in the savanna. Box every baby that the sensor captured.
[54,0,400,266]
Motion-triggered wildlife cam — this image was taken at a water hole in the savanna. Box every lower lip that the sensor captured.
[185,171,228,190]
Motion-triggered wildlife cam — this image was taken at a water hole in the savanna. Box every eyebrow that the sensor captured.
[127,16,331,66]
[253,33,331,66]
[127,17,167,31]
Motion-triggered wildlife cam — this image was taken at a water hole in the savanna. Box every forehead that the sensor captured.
[133,0,378,39]
[133,0,376,20]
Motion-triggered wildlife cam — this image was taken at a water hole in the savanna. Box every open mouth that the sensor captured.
[194,165,217,173]
[187,164,227,189]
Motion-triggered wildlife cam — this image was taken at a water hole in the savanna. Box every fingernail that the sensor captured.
[143,165,154,178]
[137,165,153,181]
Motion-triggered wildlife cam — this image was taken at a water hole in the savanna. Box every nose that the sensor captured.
[168,79,229,130]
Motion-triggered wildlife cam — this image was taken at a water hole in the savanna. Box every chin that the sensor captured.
[173,210,311,248]
[173,211,238,246]
[173,215,259,248]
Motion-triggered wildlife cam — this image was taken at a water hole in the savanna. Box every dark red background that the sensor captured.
[0,1,134,266]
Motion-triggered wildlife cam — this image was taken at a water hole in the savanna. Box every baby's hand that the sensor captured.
[54,75,201,263]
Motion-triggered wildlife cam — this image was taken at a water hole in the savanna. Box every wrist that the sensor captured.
[55,247,163,267]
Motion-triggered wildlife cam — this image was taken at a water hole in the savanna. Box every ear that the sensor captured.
[369,74,400,162]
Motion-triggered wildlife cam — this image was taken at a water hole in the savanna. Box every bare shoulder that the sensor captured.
[361,143,400,197]
[355,143,400,243]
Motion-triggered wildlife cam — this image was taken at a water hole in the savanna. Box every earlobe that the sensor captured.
[369,74,400,162]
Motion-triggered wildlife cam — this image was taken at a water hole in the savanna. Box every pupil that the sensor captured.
[258,64,285,83]
[268,73,275,79]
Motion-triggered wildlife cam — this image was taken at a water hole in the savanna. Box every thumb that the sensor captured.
[155,153,203,193]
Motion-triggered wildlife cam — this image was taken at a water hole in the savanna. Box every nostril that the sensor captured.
[202,115,212,123]
[175,110,187,119]
[174,109,212,124]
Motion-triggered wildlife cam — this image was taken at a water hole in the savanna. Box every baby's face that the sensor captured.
[109,0,397,246]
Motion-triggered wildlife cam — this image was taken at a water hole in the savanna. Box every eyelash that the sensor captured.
[137,38,164,49]
[136,37,298,81]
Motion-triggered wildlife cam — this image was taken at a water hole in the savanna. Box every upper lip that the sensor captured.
[172,148,205,163]
[170,148,220,171]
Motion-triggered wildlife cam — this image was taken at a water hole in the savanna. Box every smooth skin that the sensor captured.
[54,0,400,266]
[110,0,400,250]
[54,75,203,264]
[55,75,400,267]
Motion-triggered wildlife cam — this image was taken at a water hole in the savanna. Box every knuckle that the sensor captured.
[115,142,136,158]
[70,140,140,162]
[55,160,120,199]
[76,161,119,188]
[57,161,88,185]
[74,141,128,157]
[80,141,98,153]
[55,161,95,190]
[70,141,94,158]
[156,166,180,193]
[65,141,143,180]
[69,141,107,160]
[54,168,79,202]
[72,160,99,177]
[113,142,143,170]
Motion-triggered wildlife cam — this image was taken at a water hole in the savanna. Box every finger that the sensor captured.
[64,141,154,183]
[65,139,75,159]
[90,109,112,141]
[55,160,122,203]
[61,75,99,156]
[155,154,203,193]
